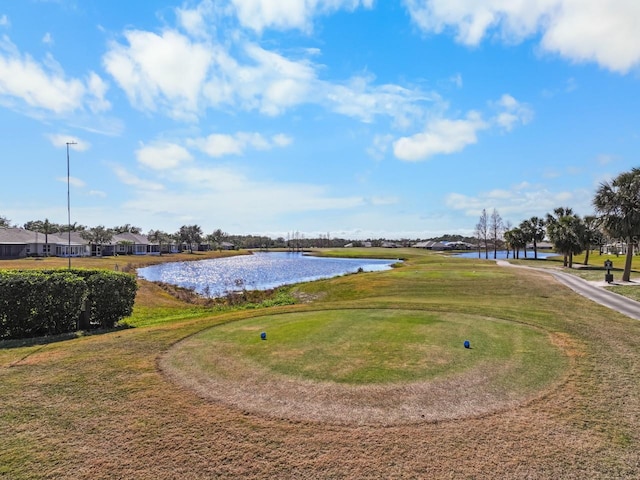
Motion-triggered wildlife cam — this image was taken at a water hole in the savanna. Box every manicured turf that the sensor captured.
[184,309,565,387]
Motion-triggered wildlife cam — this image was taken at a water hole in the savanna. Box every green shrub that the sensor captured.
[85,271,138,329]
[0,271,87,339]
[0,269,137,339]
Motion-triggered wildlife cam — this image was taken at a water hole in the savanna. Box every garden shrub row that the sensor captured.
[0,269,137,340]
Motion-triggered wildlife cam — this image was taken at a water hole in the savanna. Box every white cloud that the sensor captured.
[57,176,86,188]
[0,15,9,27]
[272,133,293,147]
[325,75,434,127]
[230,0,374,34]
[0,35,111,115]
[404,0,640,73]
[366,134,394,160]
[445,182,593,219]
[89,190,107,198]
[103,29,212,120]
[46,133,91,151]
[492,94,533,131]
[103,17,432,126]
[136,142,193,170]
[120,164,365,228]
[112,164,165,191]
[393,111,487,161]
[42,33,53,45]
[187,131,293,157]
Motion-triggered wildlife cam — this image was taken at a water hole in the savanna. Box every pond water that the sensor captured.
[456,250,556,260]
[137,251,399,297]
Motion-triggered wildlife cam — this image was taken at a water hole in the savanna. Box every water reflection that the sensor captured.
[137,252,399,297]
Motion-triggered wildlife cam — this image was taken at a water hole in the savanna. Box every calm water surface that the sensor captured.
[137,252,399,297]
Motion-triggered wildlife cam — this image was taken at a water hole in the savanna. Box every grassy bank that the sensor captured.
[1,248,639,478]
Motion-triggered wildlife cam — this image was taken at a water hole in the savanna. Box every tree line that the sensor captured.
[476,167,640,282]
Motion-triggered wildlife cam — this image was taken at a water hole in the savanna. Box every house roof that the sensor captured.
[0,228,84,246]
[112,232,152,245]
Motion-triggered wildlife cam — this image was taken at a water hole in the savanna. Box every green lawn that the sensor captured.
[180,309,565,388]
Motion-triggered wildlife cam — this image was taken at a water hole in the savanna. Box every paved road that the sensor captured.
[496,260,640,321]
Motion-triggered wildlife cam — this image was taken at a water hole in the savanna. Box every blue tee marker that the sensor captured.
[260,332,267,340]
[464,340,470,349]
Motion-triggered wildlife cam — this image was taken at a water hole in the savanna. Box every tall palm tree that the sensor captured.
[520,216,546,259]
[546,207,583,267]
[593,168,640,282]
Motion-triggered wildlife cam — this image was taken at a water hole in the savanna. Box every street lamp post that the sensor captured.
[66,142,77,270]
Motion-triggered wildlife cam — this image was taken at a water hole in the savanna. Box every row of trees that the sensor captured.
[477,167,640,282]
[4,216,470,252]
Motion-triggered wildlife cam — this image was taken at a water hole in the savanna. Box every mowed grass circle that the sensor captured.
[162,309,569,425]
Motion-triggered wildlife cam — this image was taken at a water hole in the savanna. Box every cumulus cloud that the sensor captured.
[393,111,487,161]
[404,0,640,73]
[103,30,212,120]
[0,35,110,115]
[136,142,193,170]
[102,22,433,127]
[230,0,374,33]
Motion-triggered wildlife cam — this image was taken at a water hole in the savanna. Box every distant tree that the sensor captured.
[475,209,489,259]
[112,224,142,234]
[24,219,58,256]
[489,209,503,259]
[520,216,546,260]
[546,207,584,268]
[593,167,640,281]
[177,224,203,253]
[58,222,86,232]
[503,220,513,258]
[580,215,602,266]
[0,215,11,228]
[504,227,527,259]
[147,229,172,255]
[80,226,114,256]
[207,228,228,250]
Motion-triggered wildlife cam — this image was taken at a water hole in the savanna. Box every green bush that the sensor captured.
[0,271,87,339]
[0,269,137,339]
[85,271,138,328]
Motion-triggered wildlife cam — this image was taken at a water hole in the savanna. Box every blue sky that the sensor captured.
[1,0,639,239]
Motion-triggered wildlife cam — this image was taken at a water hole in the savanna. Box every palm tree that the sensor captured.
[593,168,640,282]
[520,216,546,260]
[546,208,584,267]
[581,215,602,266]
[504,228,526,259]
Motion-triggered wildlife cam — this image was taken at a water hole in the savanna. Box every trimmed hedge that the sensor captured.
[0,269,137,340]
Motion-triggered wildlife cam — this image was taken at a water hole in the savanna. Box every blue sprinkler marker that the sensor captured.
[260,332,267,340]
[464,340,470,349]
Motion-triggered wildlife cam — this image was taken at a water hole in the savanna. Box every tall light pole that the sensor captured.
[66,142,77,270]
